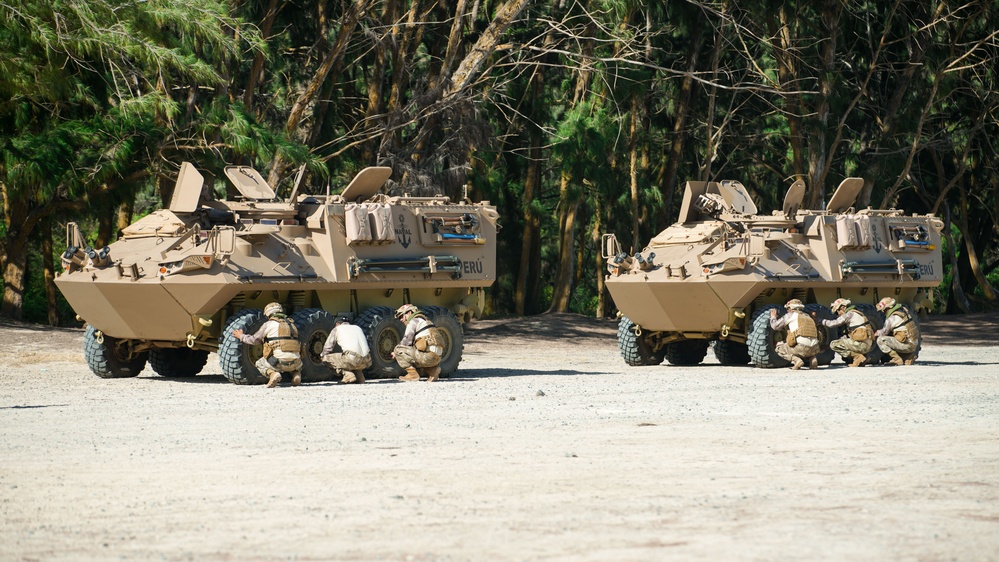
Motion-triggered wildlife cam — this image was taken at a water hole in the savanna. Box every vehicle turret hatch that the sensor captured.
[782,180,805,219]
[340,166,393,201]
[826,177,864,213]
[224,166,275,200]
[717,180,758,215]
[169,162,205,213]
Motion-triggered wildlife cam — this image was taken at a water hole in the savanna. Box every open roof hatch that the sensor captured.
[169,162,205,213]
[782,179,805,219]
[826,177,865,213]
[340,166,393,201]
[225,166,275,200]
[717,180,758,215]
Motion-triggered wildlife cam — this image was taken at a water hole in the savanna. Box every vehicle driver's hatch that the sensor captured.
[340,166,393,201]
[225,166,275,200]
[826,177,865,213]
[782,180,806,219]
[717,180,758,215]
[169,162,205,213]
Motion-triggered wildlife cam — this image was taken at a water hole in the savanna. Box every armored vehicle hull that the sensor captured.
[603,178,943,368]
[56,163,497,383]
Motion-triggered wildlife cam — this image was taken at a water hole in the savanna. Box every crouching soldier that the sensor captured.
[821,298,874,367]
[392,304,443,382]
[770,298,821,370]
[231,302,303,388]
[321,317,372,384]
[874,297,920,365]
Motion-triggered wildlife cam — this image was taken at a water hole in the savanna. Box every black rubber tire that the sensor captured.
[357,306,406,378]
[854,303,885,364]
[84,324,147,378]
[713,340,751,365]
[747,305,791,369]
[292,308,335,382]
[218,308,268,385]
[422,306,464,377]
[665,340,710,366]
[149,348,209,377]
[804,303,837,366]
[617,316,665,366]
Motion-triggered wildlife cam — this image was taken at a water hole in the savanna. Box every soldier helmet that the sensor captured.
[785,298,805,310]
[395,303,419,321]
[264,302,284,317]
[830,298,851,313]
[876,297,896,312]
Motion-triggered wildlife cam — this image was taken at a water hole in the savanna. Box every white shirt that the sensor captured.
[321,323,370,357]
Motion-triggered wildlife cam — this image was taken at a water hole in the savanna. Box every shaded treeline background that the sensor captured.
[2,0,997,325]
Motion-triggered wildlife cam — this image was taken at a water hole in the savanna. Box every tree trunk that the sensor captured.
[515,135,543,316]
[768,4,806,184]
[269,0,369,185]
[117,195,134,234]
[547,171,579,313]
[805,0,842,209]
[41,217,60,326]
[593,196,606,318]
[628,92,640,253]
[658,11,704,224]
[242,0,282,112]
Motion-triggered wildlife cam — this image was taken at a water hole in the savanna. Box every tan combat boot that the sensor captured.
[887,351,904,366]
[266,370,282,388]
[291,372,302,386]
[340,371,356,384]
[849,354,866,368]
[790,357,804,370]
[399,367,420,381]
[426,366,441,382]
[353,370,365,384]
[808,357,819,369]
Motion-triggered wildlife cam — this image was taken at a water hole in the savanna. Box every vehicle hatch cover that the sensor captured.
[827,177,865,213]
[225,166,275,200]
[341,167,393,201]
[169,162,204,213]
[782,180,805,219]
[717,180,758,215]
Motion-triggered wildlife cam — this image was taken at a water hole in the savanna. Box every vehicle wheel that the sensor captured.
[422,306,464,377]
[218,308,267,385]
[854,303,885,364]
[292,308,335,383]
[665,339,710,366]
[713,340,751,365]
[149,348,209,377]
[357,306,406,378]
[747,305,791,369]
[617,316,665,366]
[84,324,147,378]
[804,303,836,366]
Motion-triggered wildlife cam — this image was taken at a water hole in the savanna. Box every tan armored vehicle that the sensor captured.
[55,163,497,384]
[602,178,943,367]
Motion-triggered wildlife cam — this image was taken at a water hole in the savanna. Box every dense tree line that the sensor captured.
[2,0,996,324]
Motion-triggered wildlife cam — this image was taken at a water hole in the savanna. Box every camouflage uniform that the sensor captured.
[770,302,820,369]
[394,305,443,382]
[876,305,920,365]
[321,321,372,384]
[822,306,873,366]
[238,312,303,387]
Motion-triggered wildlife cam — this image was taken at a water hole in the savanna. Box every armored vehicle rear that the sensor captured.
[56,163,497,384]
[602,178,943,367]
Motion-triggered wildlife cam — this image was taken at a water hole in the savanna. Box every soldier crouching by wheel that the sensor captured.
[874,297,920,366]
[820,298,874,367]
[231,302,303,388]
[392,304,443,382]
[770,298,821,370]
[320,317,372,384]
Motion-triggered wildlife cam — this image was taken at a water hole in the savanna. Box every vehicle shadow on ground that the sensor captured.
[451,368,607,379]
[141,374,232,385]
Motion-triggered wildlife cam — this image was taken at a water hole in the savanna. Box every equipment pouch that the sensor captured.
[785,332,798,347]
[415,337,428,352]
[894,330,908,343]
[850,327,870,342]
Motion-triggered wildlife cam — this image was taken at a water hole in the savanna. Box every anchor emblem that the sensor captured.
[396,214,412,248]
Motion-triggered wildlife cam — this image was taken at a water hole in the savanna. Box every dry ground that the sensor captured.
[1,313,998,561]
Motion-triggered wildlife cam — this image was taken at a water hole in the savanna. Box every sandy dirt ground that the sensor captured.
[1,313,998,561]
